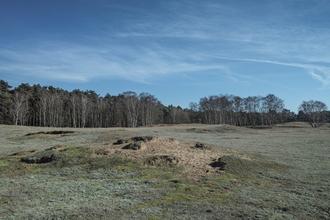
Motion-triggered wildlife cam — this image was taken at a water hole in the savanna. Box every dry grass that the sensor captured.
[0,122,329,219]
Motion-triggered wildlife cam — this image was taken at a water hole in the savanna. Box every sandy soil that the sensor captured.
[90,136,239,179]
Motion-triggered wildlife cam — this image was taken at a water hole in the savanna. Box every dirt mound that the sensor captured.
[209,157,228,170]
[210,155,267,175]
[25,131,74,136]
[114,136,155,145]
[193,143,212,150]
[91,136,249,178]
[115,136,155,150]
[15,146,68,161]
[122,141,146,150]
[46,145,68,151]
[93,148,110,155]
[20,147,71,164]
[131,136,154,142]
[11,150,39,156]
[21,151,61,164]
[144,155,180,167]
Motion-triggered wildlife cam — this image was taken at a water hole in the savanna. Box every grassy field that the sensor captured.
[0,122,329,219]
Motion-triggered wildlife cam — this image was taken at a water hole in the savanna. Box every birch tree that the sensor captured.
[81,94,89,128]
[121,91,140,127]
[262,94,284,128]
[11,92,27,125]
[298,100,327,128]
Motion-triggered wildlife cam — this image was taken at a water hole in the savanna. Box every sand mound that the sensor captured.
[91,136,249,178]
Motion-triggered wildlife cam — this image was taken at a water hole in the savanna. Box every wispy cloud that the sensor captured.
[0,40,238,84]
[1,0,330,91]
[210,56,330,88]
[110,1,330,65]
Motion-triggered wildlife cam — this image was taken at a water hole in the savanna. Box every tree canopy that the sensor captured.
[0,80,328,128]
[298,100,328,128]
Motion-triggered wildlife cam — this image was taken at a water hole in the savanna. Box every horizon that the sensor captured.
[1,0,329,112]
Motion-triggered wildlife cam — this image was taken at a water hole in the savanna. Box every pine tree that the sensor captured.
[0,80,13,124]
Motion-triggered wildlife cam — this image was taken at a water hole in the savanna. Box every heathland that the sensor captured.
[0,122,329,219]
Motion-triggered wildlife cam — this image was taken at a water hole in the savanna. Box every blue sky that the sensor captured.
[1,0,329,112]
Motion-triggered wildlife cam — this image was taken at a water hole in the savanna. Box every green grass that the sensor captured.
[0,144,292,218]
[138,167,183,180]
[0,200,9,205]
[148,217,164,220]
[211,173,237,183]
[0,146,139,177]
[132,201,161,210]
[131,176,241,209]
[0,160,10,167]
[94,185,102,190]
[163,192,201,202]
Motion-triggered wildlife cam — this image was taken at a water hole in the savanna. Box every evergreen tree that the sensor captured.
[29,84,42,126]
[0,80,13,124]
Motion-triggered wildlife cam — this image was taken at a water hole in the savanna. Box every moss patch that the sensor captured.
[1,146,139,176]
[133,201,161,210]
[0,160,10,167]
[94,185,102,190]
[138,167,183,180]
[0,200,9,205]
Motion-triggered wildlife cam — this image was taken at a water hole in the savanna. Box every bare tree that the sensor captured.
[81,94,89,128]
[176,107,190,124]
[199,97,212,124]
[70,94,78,128]
[168,106,190,124]
[227,95,235,125]
[19,100,29,125]
[121,91,140,127]
[232,96,244,126]
[53,93,63,127]
[279,109,297,124]
[262,94,284,128]
[96,97,106,127]
[298,100,328,128]
[244,96,261,128]
[139,93,160,127]
[199,95,235,125]
[219,95,231,124]
[170,106,178,124]
[210,95,220,124]
[189,102,200,123]
[40,92,49,127]
[11,92,27,125]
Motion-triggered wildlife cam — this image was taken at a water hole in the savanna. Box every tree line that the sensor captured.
[0,80,328,128]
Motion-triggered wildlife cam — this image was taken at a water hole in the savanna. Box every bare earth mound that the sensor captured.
[24,131,74,139]
[90,136,249,179]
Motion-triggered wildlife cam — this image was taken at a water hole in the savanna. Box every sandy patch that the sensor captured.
[90,136,250,179]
